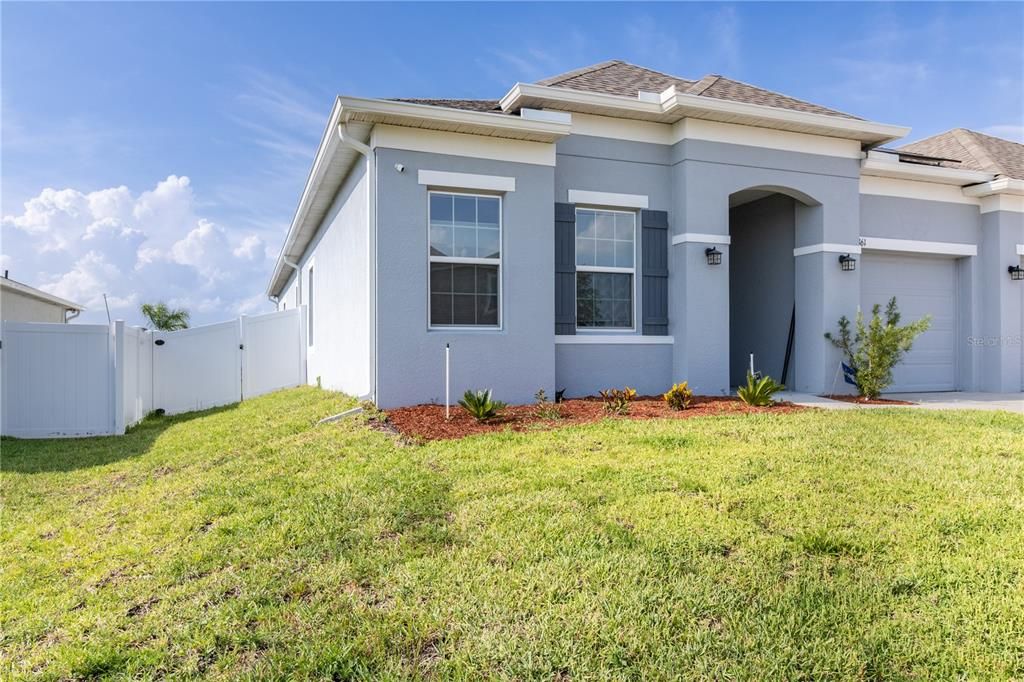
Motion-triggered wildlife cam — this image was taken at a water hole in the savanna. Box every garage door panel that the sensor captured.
[860,253,957,393]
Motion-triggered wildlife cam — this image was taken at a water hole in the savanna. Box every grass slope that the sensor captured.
[2,387,1023,680]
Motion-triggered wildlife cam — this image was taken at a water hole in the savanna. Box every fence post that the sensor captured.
[113,320,126,435]
[239,315,248,401]
[298,305,308,387]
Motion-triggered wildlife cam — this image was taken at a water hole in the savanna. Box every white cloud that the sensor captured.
[2,175,273,326]
[233,234,264,260]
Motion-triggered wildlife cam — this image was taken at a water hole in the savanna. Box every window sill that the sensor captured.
[555,335,674,345]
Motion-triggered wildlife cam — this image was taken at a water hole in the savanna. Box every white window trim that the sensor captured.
[568,189,648,209]
[419,170,515,193]
[427,190,503,331]
[555,335,673,345]
[574,206,637,332]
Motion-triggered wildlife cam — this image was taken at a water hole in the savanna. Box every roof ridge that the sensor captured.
[684,74,721,96]
[951,128,1001,173]
[536,60,624,86]
[697,74,859,119]
[611,60,696,86]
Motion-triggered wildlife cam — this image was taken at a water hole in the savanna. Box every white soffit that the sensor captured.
[418,169,516,193]
[859,176,980,206]
[372,125,556,166]
[568,189,649,209]
[861,153,993,185]
[860,237,977,257]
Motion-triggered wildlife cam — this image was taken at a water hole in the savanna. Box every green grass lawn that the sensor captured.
[3,387,1023,680]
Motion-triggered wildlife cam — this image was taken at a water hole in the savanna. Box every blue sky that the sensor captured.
[3,2,1021,325]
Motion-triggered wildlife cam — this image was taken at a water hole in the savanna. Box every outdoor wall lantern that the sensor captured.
[1009,264,1024,281]
[705,247,722,266]
[838,254,857,272]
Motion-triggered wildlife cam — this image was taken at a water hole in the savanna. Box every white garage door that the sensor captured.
[860,253,957,393]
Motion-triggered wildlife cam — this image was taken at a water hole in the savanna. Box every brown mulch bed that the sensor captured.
[822,394,915,405]
[383,396,805,442]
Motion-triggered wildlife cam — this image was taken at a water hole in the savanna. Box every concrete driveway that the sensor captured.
[885,392,1023,413]
[780,391,1023,413]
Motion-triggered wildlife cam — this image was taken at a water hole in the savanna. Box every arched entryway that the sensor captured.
[728,186,821,387]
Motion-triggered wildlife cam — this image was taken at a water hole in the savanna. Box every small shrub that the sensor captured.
[736,372,784,407]
[458,389,507,422]
[599,387,637,415]
[825,296,931,399]
[533,389,562,420]
[663,381,693,410]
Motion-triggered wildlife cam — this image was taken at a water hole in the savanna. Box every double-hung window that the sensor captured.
[575,208,635,329]
[428,191,501,328]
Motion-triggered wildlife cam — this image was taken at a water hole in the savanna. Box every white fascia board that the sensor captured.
[671,233,731,245]
[793,243,862,257]
[1017,244,1024,256]
[675,119,863,158]
[569,114,863,158]
[860,237,977,257]
[661,89,910,143]
[859,176,981,206]
[555,335,674,345]
[503,82,910,145]
[267,97,348,297]
[372,125,556,166]
[861,156,994,185]
[568,189,648,209]
[962,177,1024,197]
[418,170,515,193]
[339,95,571,141]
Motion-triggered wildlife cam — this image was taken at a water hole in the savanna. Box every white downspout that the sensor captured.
[337,122,378,405]
[283,259,300,304]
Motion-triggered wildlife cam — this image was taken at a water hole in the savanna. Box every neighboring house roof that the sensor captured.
[395,60,860,121]
[898,128,1024,180]
[0,276,85,311]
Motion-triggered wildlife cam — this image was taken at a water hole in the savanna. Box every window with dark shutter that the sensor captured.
[554,203,576,334]
[640,209,669,335]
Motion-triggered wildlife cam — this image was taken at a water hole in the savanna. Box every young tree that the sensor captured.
[140,302,190,331]
[825,297,931,399]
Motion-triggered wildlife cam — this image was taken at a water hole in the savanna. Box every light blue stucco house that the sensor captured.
[267,61,1024,408]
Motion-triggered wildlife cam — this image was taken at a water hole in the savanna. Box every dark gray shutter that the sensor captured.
[554,203,576,335]
[641,209,669,335]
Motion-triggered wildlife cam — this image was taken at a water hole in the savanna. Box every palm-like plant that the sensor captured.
[140,302,190,331]
[736,371,784,407]
[458,389,507,422]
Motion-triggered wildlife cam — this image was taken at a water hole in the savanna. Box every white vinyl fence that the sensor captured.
[1,308,306,438]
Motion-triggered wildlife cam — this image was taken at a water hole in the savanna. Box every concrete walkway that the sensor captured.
[779,391,1023,413]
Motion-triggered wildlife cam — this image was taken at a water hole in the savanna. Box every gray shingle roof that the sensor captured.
[898,129,1024,180]
[390,98,502,113]
[536,60,860,120]
[387,60,861,121]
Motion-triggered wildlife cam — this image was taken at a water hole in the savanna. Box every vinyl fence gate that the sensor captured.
[1,308,307,438]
